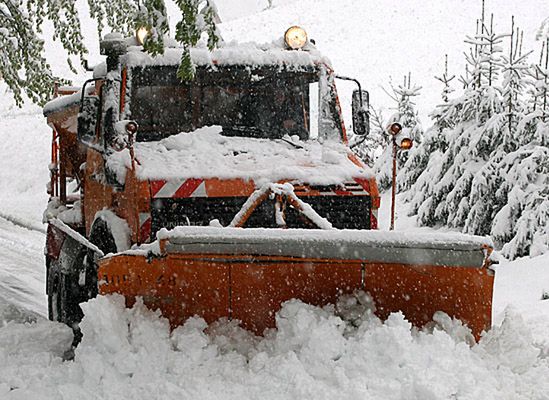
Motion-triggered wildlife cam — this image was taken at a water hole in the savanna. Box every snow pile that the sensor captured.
[1,294,549,399]
[157,225,492,249]
[228,183,333,229]
[43,198,83,225]
[122,39,329,70]
[492,252,549,344]
[107,126,371,185]
[0,317,73,396]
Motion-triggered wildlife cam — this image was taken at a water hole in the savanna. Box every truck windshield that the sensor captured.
[129,65,323,142]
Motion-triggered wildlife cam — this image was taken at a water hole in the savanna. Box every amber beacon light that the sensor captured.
[284,26,308,49]
[387,122,413,230]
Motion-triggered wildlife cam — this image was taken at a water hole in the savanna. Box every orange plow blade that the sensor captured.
[98,227,494,340]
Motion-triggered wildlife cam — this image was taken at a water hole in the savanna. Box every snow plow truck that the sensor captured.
[43,27,495,341]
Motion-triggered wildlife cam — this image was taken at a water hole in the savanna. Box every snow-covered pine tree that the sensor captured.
[499,19,531,151]
[464,20,531,236]
[489,27,549,259]
[408,11,505,230]
[537,16,549,40]
[491,144,549,259]
[408,11,547,259]
[0,0,220,106]
[373,73,423,190]
[523,38,549,127]
[436,55,455,104]
[402,56,454,214]
[400,57,456,196]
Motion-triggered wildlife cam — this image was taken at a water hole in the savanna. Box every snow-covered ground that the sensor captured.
[1,1,548,398]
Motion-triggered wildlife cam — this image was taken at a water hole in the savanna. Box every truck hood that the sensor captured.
[107,126,372,186]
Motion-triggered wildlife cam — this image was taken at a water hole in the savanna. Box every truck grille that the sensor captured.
[150,195,371,237]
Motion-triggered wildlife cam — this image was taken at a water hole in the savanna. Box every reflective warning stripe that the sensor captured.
[353,178,371,194]
[370,208,379,230]
[151,179,204,198]
[139,212,152,243]
[190,181,207,197]
[150,179,370,199]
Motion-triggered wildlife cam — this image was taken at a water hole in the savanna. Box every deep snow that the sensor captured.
[1,290,549,399]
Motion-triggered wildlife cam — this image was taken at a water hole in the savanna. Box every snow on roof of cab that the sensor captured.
[121,39,331,70]
[106,126,372,185]
[43,88,84,117]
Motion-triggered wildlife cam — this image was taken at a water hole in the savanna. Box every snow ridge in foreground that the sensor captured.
[1,295,548,399]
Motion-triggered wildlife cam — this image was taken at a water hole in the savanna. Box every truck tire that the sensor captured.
[85,218,117,298]
[46,234,87,327]
[48,270,61,322]
[47,258,85,324]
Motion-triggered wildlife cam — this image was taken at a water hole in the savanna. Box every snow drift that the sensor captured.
[1,294,549,399]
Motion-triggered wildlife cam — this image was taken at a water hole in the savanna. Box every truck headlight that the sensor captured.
[136,27,149,45]
[284,26,308,50]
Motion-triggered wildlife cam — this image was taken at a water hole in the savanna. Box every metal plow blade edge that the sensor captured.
[97,227,494,340]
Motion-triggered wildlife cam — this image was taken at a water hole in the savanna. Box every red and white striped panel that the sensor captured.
[139,212,152,243]
[150,178,206,198]
[150,178,373,199]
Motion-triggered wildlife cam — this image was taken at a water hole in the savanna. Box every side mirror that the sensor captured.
[352,89,370,136]
[77,95,100,146]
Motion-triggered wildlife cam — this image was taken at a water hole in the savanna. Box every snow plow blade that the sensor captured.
[97,227,494,340]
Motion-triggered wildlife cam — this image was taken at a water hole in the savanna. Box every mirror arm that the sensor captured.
[80,78,102,111]
[335,75,364,107]
[349,134,367,149]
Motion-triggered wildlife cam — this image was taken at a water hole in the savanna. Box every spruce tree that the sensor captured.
[408,10,505,229]
[403,56,453,208]
[406,10,548,259]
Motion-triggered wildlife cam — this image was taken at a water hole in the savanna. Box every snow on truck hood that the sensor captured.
[107,126,372,185]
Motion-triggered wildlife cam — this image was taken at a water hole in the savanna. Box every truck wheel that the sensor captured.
[47,261,83,325]
[85,219,117,298]
[48,273,61,322]
[46,233,87,326]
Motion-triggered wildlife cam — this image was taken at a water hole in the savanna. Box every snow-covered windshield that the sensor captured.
[129,65,324,142]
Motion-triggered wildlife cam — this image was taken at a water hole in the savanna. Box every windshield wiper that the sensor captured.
[280,137,304,149]
[221,125,305,148]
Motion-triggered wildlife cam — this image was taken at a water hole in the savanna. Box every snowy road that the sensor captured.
[0,217,47,319]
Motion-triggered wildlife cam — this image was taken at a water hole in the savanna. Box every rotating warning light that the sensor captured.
[388,122,402,135]
[399,138,413,150]
[136,27,149,45]
[284,26,308,50]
